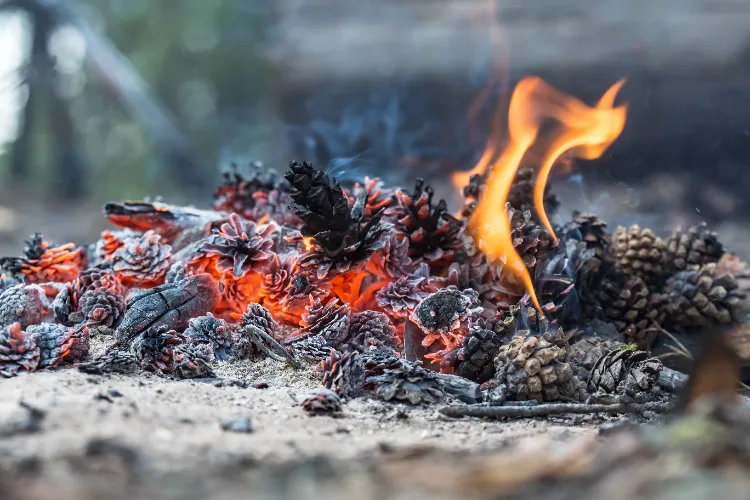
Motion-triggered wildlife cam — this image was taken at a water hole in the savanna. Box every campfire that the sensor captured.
[0,76,748,416]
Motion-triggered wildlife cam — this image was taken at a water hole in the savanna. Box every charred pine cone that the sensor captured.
[93,229,135,264]
[663,262,746,327]
[233,303,285,360]
[320,350,365,398]
[0,233,84,284]
[567,334,624,381]
[364,355,444,405]
[131,328,182,373]
[384,178,463,271]
[492,331,584,403]
[184,313,233,362]
[587,346,664,400]
[76,349,138,375]
[297,388,343,416]
[290,334,336,362]
[346,311,398,353]
[0,323,40,377]
[240,303,278,338]
[366,233,414,280]
[533,251,578,324]
[508,167,560,214]
[599,275,663,350]
[666,223,725,274]
[562,211,611,261]
[376,271,434,322]
[198,213,276,277]
[53,268,125,327]
[613,225,666,286]
[348,176,396,221]
[286,161,392,279]
[508,203,553,270]
[66,325,90,361]
[281,270,332,320]
[110,230,173,287]
[174,343,216,379]
[28,323,74,369]
[0,284,45,329]
[457,316,510,383]
[298,297,351,347]
[260,254,295,306]
[562,212,613,313]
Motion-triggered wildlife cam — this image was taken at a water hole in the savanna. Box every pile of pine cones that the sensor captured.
[0,160,747,411]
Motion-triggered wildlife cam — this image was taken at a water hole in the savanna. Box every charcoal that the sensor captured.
[76,349,138,375]
[412,286,482,335]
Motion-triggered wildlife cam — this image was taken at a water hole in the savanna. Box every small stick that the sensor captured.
[439,401,673,419]
[246,326,303,369]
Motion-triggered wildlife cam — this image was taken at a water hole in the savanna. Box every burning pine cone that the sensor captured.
[198,213,276,277]
[508,204,554,271]
[491,331,584,403]
[363,353,444,405]
[184,313,233,362]
[348,176,396,221]
[457,315,512,383]
[0,233,84,284]
[0,323,40,377]
[320,350,365,398]
[507,166,560,215]
[612,225,666,286]
[29,323,74,369]
[662,262,746,327]
[665,223,725,274]
[376,269,435,322]
[599,275,664,350]
[0,284,45,329]
[53,268,125,327]
[260,254,295,308]
[385,178,463,272]
[299,297,351,348]
[110,230,173,287]
[297,388,343,416]
[587,346,663,400]
[562,211,612,263]
[366,233,414,280]
[130,328,182,374]
[286,161,392,279]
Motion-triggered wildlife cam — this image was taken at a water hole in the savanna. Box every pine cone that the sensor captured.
[533,251,578,324]
[76,348,138,375]
[508,203,554,270]
[94,229,137,264]
[320,350,365,398]
[346,311,398,353]
[348,176,396,221]
[28,323,74,369]
[198,213,276,277]
[281,270,332,320]
[110,230,173,287]
[184,313,234,362]
[567,334,624,381]
[562,211,611,261]
[260,254,295,306]
[248,189,301,226]
[0,284,45,329]
[384,178,464,271]
[73,287,126,328]
[290,334,335,362]
[665,223,725,274]
[66,325,90,362]
[376,273,433,321]
[212,161,287,219]
[0,323,40,377]
[364,356,444,404]
[599,275,662,349]
[300,297,351,346]
[53,268,124,326]
[131,328,182,373]
[663,262,746,327]
[492,331,584,403]
[0,233,84,284]
[240,303,278,338]
[457,316,509,382]
[507,167,560,214]
[174,343,216,379]
[297,388,343,416]
[587,346,663,399]
[459,173,483,218]
[366,233,414,280]
[446,238,512,312]
[613,225,666,286]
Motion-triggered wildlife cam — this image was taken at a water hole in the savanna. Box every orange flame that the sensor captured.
[467,76,627,311]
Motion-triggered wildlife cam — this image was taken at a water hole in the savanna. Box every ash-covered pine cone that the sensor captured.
[0,323,40,377]
[199,213,276,277]
[366,232,414,280]
[384,178,464,271]
[587,346,663,399]
[297,388,343,416]
[301,297,351,346]
[53,268,125,327]
[446,238,509,313]
[184,313,233,362]
[364,356,444,405]
[28,323,74,369]
[281,270,332,321]
[665,223,725,273]
[66,325,90,362]
[240,303,278,338]
[320,350,365,398]
[412,286,482,337]
[290,334,336,362]
[0,232,83,284]
[567,333,624,381]
[261,254,295,306]
[131,328,182,373]
[492,331,584,403]
[212,161,290,221]
[599,275,663,349]
[507,166,560,214]
[174,343,216,379]
[349,176,396,221]
[110,230,173,287]
[76,349,138,375]
[93,229,133,264]
[0,284,45,329]
[346,311,398,353]
[74,287,126,328]
[376,273,433,321]
[457,316,509,383]
[508,203,554,270]
[613,225,666,286]
[663,262,746,327]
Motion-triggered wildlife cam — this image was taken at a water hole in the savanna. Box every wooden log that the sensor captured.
[432,373,482,404]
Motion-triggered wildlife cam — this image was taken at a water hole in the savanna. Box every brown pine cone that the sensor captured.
[110,230,173,287]
[174,343,216,379]
[457,315,511,382]
[0,284,45,329]
[613,225,666,286]
[28,323,74,369]
[492,330,584,403]
[131,328,182,373]
[346,311,398,353]
[665,223,725,273]
[184,313,234,362]
[300,297,351,346]
[0,233,84,284]
[320,350,365,398]
[508,203,554,271]
[291,334,335,362]
[0,323,40,377]
[384,178,464,271]
[563,211,611,260]
[587,346,663,399]
[199,213,276,277]
[599,276,662,349]
[364,356,444,405]
[507,166,560,214]
[663,262,746,327]
[297,388,343,416]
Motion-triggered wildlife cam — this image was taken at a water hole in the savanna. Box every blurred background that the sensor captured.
[0,0,749,255]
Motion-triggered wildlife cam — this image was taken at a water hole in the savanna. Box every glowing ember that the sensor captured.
[465,77,627,311]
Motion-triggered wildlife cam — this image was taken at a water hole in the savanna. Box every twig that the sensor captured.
[439,401,673,419]
[246,325,303,369]
[658,367,688,393]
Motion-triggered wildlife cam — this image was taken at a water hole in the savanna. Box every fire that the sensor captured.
[465,76,627,311]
